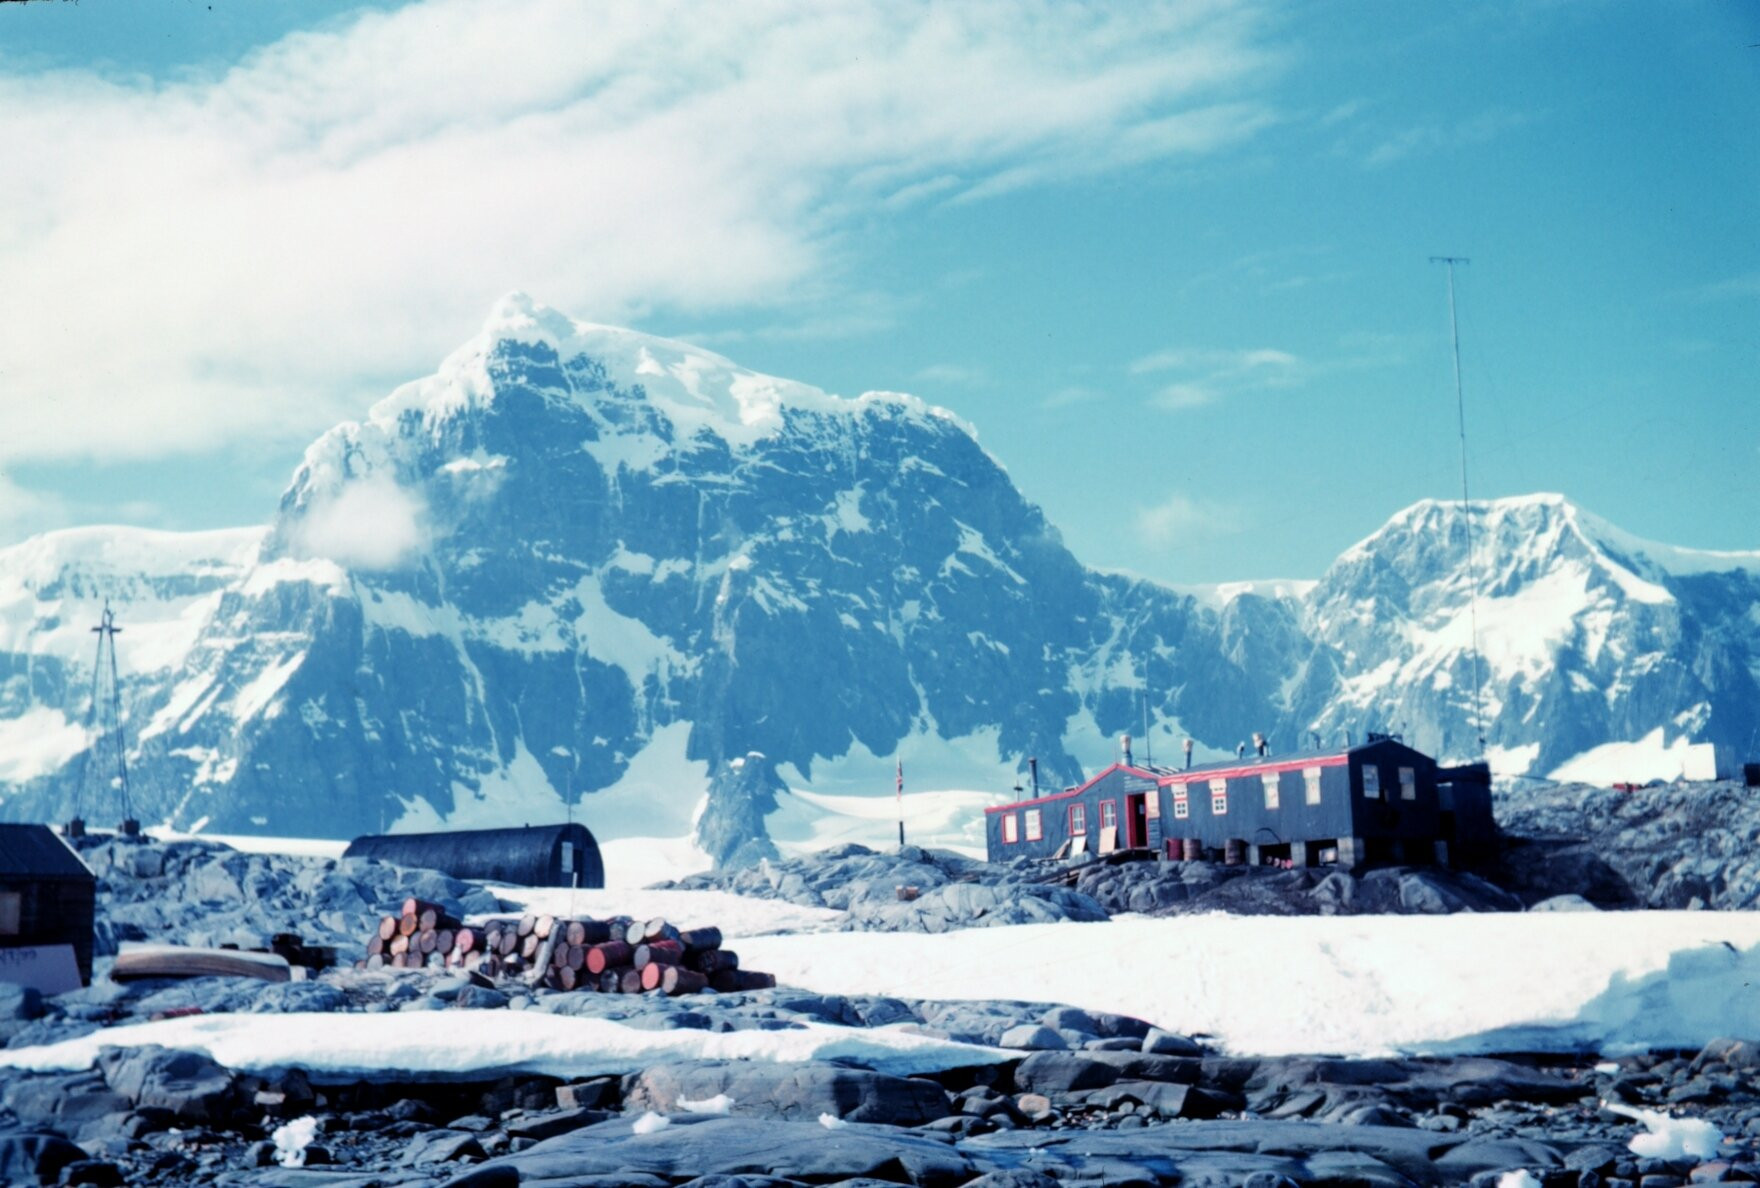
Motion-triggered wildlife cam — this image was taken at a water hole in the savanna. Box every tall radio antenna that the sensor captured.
[82,600,140,836]
[1430,256,1486,757]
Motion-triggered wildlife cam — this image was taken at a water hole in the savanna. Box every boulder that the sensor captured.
[623,1060,953,1126]
[95,1046,240,1122]
[0,1132,87,1186]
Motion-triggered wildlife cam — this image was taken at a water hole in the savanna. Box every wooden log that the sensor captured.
[517,914,536,938]
[709,969,776,992]
[436,928,455,955]
[557,965,577,991]
[634,940,684,970]
[626,917,678,945]
[678,926,722,952]
[640,963,665,992]
[619,968,644,994]
[398,913,419,937]
[455,928,477,955]
[585,941,633,974]
[378,916,400,942]
[565,944,585,971]
[499,930,519,957]
[534,914,556,940]
[388,934,411,957]
[662,967,709,996]
[565,919,600,947]
[365,953,384,971]
[691,949,739,974]
[402,897,446,921]
[521,934,540,960]
[365,934,384,958]
[417,929,438,955]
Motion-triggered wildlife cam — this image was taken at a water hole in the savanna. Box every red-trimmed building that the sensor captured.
[983,736,1495,870]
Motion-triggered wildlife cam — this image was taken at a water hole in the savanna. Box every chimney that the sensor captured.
[1120,734,1133,767]
[1183,738,1194,770]
[1253,731,1267,758]
[1236,742,1247,759]
[1029,757,1039,798]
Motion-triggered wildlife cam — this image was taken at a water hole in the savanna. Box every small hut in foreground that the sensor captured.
[0,823,96,988]
[344,823,604,888]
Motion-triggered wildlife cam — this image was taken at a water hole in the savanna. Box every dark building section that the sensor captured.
[0,824,97,985]
[986,737,1496,871]
[345,823,604,888]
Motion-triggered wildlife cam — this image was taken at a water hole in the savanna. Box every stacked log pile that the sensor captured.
[358,900,777,996]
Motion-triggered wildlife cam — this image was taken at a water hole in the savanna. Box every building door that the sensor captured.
[1125,794,1148,848]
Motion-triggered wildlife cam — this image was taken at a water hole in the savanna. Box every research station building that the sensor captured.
[984,735,1494,870]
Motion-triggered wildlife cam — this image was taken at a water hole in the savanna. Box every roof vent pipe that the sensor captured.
[1183,738,1194,770]
[1120,734,1133,767]
[1029,756,1039,798]
[1236,742,1247,759]
[1253,731,1268,758]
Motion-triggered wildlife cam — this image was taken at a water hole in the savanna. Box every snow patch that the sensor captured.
[0,706,88,782]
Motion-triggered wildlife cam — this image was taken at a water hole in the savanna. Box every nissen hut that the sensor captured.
[985,735,1494,870]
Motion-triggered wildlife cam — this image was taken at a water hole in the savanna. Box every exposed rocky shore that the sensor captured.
[2,792,1757,1187]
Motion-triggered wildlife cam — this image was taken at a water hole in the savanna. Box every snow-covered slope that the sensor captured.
[0,298,1753,839]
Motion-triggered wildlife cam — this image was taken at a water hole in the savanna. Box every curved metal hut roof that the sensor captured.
[343,823,604,888]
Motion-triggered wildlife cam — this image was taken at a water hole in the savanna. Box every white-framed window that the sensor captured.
[1069,803,1087,835]
[1400,766,1417,800]
[1002,813,1019,844]
[1025,808,1043,842]
[1210,777,1228,816]
[1304,766,1322,805]
[1362,765,1381,798]
[1100,800,1118,830]
[1173,797,1189,819]
[1263,772,1281,811]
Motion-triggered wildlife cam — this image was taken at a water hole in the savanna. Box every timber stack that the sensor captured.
[357,900,777,997]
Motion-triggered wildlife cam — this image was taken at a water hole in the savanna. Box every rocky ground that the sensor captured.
[1492,780,1760,910]
[2,785,1757,1186]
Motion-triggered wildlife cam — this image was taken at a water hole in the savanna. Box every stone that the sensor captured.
[1141,1028,1203,1057]
[1014,1093,1053,1121]
[0,1133,88,1186]
[623,1060,953,1126]
[95,1046,239,1122]
[997,1025,1065,1051]
[401,1129,487,1165]
[56,1159,126,1186]
[504,1108,611,1141]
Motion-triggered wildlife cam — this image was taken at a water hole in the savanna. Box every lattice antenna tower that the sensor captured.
[1430,255,1487,757]
[82,600,139,835]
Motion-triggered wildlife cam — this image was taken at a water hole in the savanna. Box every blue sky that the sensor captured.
[0,0,1754,585]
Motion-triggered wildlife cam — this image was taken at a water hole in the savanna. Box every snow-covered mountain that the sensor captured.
[0,296,1754,840]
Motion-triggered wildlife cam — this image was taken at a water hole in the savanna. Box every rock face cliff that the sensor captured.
[1,296,1754,843]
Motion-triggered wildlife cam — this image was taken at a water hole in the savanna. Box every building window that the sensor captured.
[1304,766,1322,805]
[1210,777,1228,816]
[1100,800,1118,830]
[1025,808,1043,842]
[1069,803,1087,835]
[1173,798,1189,819]
[1400,766,1417,800]
[1002,813,1019,844]
[1263,772,1280,811]
[1362,765,1381,798]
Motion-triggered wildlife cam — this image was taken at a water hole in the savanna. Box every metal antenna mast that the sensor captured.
[1430,256,1486,757]
[84,601,140,835]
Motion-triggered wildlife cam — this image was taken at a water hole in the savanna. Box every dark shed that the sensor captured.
[343,824,604,888]
[0,824,97,986]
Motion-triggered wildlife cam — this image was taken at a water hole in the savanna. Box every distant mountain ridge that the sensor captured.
[1,296,1754,843]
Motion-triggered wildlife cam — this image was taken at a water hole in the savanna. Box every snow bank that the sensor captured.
[737,910,1760,1058]
[484,885,845,937]
[0,1009,1006,1083]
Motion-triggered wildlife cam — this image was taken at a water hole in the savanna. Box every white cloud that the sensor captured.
[0,0,1282,466]
[1135,493,1243,547]
[0,474,68,539]
[291,475,427,571]
[1132,346,1303,410]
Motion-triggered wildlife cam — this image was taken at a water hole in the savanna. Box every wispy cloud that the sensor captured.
[0,0,1284,465]
[1131,346,1304,410]
[1135,493,1244,547]
[1362,107,1533,168]
[1041,385,1107,410]
[1678,271,1760,303]
[913,363,988,387]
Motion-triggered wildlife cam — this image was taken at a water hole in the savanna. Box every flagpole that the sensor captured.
[896,759,905,848]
